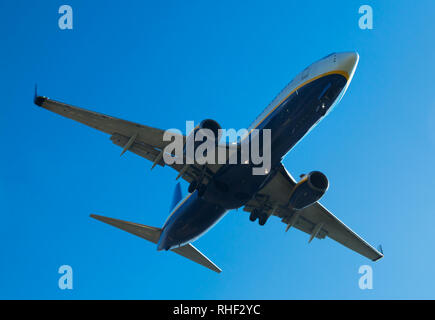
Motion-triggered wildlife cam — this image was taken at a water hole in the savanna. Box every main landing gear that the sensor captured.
[188,165,208,197]
[249,209,269,226]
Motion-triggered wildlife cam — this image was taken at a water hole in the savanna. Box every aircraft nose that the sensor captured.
[335,52,359,78]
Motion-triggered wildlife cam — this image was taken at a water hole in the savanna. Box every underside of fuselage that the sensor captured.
[204,73,347,209]
[158,191,227,250]
[159,72,347,250]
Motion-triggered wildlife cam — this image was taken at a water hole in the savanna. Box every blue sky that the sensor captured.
[1,0,435,299]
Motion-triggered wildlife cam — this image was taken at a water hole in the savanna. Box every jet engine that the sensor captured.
[182,119,222,171]
[288,171,329,210]
[184,119,222,157]
[196,119,221,143]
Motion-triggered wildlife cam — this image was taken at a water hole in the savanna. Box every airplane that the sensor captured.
[34,51,383,273]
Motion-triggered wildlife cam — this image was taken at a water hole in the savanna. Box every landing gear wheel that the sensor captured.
[258,213,268,226]
[188,180,198,193]
[249,209,261,222]
[249,210,257,222]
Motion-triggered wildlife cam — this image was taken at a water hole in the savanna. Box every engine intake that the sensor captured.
[288,171,329,210]
[183,119,222,163]
[186,119,222,146]
[198,119,221,143]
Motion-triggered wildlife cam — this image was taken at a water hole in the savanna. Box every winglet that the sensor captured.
[33,84,47,106]
[370,245,384,261]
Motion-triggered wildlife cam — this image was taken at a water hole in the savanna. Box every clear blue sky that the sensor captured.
[1,0,435,299]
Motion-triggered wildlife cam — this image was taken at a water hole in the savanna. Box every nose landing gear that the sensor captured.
[188,165,208,197]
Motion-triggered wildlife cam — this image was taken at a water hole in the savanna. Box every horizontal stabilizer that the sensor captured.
[90,214,162,244]
[172,244,222,273]
[90,214,222,273]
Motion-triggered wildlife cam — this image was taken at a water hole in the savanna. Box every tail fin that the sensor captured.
[90,214,222,273]
[169,183,183,212]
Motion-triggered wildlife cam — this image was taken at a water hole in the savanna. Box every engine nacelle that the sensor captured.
[184,119,222,163]
[185,119,221,147]
[197,119,222,144]
[288,171,329,210]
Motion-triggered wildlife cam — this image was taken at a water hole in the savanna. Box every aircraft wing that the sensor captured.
[34,95,222,183]
[243,163,384,261]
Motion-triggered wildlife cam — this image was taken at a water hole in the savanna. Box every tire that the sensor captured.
[188,181,197,193]
[249,211,257,222]
[258,213,268,226]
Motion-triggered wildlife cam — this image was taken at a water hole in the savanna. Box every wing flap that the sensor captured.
[110,133,165,166]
